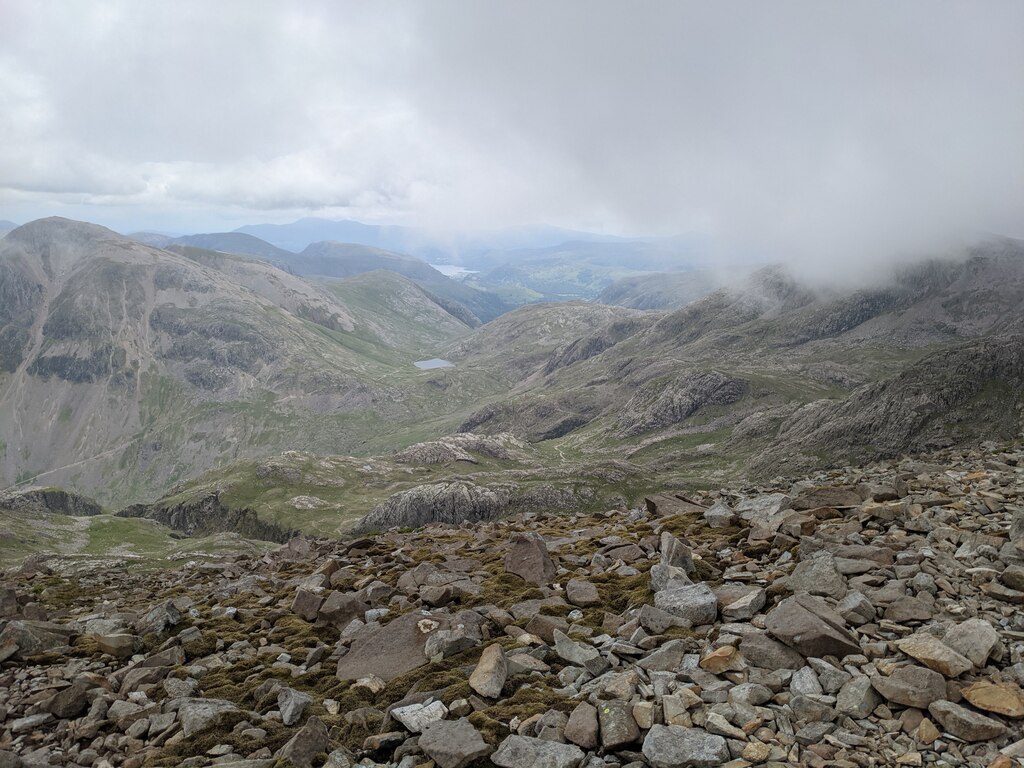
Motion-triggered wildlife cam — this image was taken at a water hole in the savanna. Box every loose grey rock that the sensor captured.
[871,666,947,709]
[178,698,241,738]
[786,551,847,598]
[642,725,729,768]
[928,700,1007,742]
[566,579,600,608]
[703,500,737,528]
[943,618,999,668]
[791,666,824,696]
[276,715,329,768]
[392,700,448,733]
[278,687,312,726]
[737,630,806,670]
[660,532,694,573]
[554,630,610,676]
[336,610,449,682]
[491,735,585,768]
[597,699,640,750]
[291,588,324,622]
[419,718,492,768]
[653,582,718,626]
[135,601,181,635]
[721,588,766,621]
[765,593,859,658]
[836,591,876,626]
[564,701,599,749]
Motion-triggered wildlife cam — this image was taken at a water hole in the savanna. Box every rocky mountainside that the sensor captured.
[597,270,726,310]
[0,219,478,506]
[2,443,1024,767]
[446,240,1024,482]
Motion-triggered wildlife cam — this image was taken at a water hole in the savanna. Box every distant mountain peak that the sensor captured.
[6,216,123,245]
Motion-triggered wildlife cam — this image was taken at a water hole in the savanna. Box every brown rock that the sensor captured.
[524,614,568,644]
[291,588,324,622]
[915,718,941,745]
[962,680,1024,719]
[564,701,599,749]
[336,611,449,682]
[504,533,556,585]
[895,634,972,678]
[469,644,507,698]
[792,486,862,510]
[765,593,860,658]
[94,633,137,660]
[699,645,746,674]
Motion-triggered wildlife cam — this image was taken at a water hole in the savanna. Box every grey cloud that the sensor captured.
[0,0,1021,271]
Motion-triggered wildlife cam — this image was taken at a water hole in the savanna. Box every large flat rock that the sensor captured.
[336,611,451,682]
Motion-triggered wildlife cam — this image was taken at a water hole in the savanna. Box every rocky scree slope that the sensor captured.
[3,443,1024,766]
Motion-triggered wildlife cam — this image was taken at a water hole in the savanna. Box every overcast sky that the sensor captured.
[1,1,1022,264]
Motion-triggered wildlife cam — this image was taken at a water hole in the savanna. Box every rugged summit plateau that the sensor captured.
[2,443,1024,767]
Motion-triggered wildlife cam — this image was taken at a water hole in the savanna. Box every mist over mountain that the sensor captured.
[233,218,630,261]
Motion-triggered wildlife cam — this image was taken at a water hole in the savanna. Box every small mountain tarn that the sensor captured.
[414,358,454,370]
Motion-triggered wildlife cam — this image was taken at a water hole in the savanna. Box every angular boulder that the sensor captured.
[765,593,859,658]
[942,618,999,668]
[870,666,947,709]
[469,643,507,698]
[653,583,718,626]
[491,735,584,768]
[504,533,556,585]
[642,725,729,768]
[276,715,329,768]
[336,611,449,682]
[928,700,1007,742]
[177,698,242,738]
[895,634,972,678]
[419,718,492,768]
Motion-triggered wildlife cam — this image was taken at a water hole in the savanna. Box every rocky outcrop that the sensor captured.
[355,480,597,532]
[543,316,653,374]
[0,487,102,516]
[617,371,747,437]
[355,482,511,532]
[118,492,297,543]
[393,432,529,465]
[755,334,1024,474]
